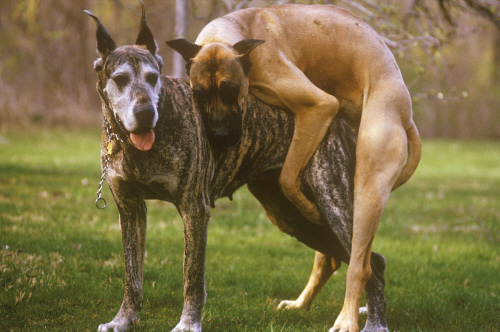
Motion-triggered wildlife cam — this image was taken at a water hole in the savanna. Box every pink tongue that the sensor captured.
[130,130,155,151]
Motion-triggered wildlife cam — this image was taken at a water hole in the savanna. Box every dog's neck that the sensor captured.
[222,16,242,31]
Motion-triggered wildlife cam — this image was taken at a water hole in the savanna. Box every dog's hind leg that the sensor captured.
[247,171,347,310]
[361,252,388,332]
[98,197,147,332]
[278,251,341,310]
[332,82,410,332]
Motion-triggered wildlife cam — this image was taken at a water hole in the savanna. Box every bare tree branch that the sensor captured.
[463,0,500,29]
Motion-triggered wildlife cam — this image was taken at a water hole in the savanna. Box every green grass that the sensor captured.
[1,130,499,331]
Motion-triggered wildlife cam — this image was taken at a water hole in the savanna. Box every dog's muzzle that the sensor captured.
[129,104,156,152]
[134,104,156,131]
[203,109,242,149]
[210,127,237,148]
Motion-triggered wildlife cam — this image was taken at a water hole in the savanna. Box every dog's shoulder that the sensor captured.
[156,76,207,143]
[161,76,192,99]
[158,76,193,113]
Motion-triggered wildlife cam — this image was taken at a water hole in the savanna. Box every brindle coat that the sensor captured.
[87,5,387,332]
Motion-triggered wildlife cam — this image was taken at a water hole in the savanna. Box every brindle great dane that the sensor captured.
[87,3,389,332]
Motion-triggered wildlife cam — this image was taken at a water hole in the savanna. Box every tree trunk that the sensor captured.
[173,0,189,79]
[494,28,500,83]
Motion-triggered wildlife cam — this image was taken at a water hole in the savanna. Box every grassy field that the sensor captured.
[1,129,499,332]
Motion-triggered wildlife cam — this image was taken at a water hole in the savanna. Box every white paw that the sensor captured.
[171,320,201,332]
[277,300,300,310]
[98,322,128,332]
[361,325,389,332]
[98,317,135,332]
[359,306,368,315]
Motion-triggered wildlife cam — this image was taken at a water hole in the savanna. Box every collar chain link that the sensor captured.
[95,118,124,209]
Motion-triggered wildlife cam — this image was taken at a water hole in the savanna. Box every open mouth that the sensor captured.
[114,114,156,151]
[130,129,155,151]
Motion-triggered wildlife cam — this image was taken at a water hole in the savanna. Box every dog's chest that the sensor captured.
[107,151,180,201]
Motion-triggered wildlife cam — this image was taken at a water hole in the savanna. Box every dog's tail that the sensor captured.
[391,120,421,192]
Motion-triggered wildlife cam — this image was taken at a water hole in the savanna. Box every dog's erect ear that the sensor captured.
[233,39,265,75]
[84,10,117,59]
[166,39,202,64]
[135,0,163,69]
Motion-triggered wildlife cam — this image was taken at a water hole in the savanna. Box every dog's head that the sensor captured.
[166,38,264,148]
[86,2,163,151]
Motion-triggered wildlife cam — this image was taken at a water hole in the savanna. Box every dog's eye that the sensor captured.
[193,86,210,105]
[112,74,130,88]
[219,81,239,104]
[146,73,158,87]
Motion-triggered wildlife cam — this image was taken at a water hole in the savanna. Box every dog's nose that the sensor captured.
[210,127,237,148]
[203,107,242,148]
[213,127,230,138]
[134,105,155,129]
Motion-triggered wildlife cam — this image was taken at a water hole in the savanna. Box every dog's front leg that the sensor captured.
[278,251,341,310]
[172,203,210,332]
[98,198,147,332]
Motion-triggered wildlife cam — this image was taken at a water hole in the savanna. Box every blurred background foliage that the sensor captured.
[0,0,499,137]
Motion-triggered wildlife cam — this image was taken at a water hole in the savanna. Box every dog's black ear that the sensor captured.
[233,39,265,75]
[166,39,202,65]
[233,39,265,55]
[84,10,117,59]
[135,0,162,69]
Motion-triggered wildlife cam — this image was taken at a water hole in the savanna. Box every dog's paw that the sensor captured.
[98,308,137,332]
[98,317,135,332]
[171,320,201,332]
[329,325,358,332]
[277,300,303,310]
[98,323,126,332]
[330,310,360,332]
[360,324,389,332]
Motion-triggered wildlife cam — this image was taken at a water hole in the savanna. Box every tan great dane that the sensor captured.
[167,4,420,332]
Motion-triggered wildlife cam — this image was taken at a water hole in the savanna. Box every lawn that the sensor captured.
[1,129,499,331]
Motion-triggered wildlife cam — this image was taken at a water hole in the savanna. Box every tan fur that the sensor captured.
[169,5,420,331]
[278,251,341,310]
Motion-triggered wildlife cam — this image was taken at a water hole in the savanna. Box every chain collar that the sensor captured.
[223,16,242,31]
[95,117,124,209]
